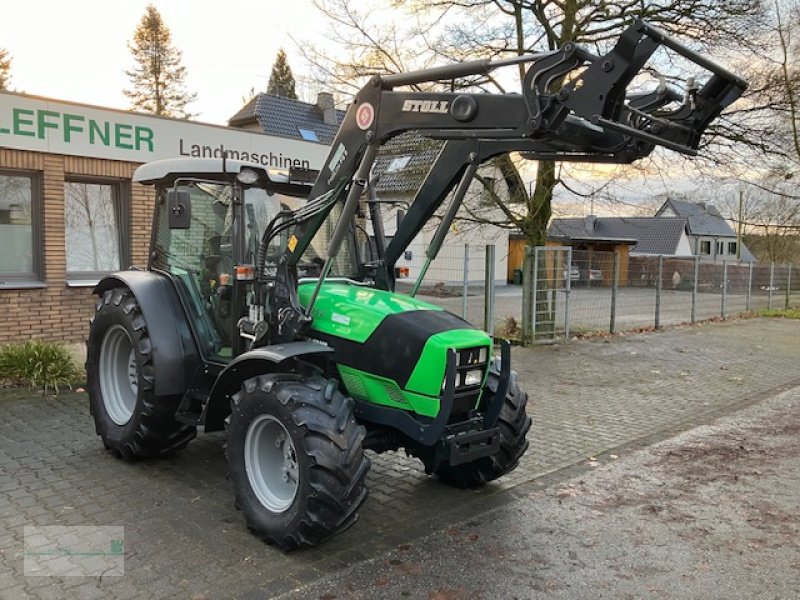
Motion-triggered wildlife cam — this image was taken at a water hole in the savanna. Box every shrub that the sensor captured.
[0,341,83,394]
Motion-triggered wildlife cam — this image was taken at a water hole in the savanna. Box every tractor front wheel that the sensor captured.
[430,361,531,488]
[86,287,196,460]
[225,374,370,550]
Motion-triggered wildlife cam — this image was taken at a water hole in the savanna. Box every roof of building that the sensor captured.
[372,132,443,195]
[229,93,345,144]
[549,216,689,255]
[656,198,735,237]
[656,198,757,260]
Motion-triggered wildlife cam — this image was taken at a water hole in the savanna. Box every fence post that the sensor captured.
[721,259,728,319]
[768,262,775,309]
[655,255,663,329]
[564,247,572,340]
[461,244,469,319]
[746,261,753,312]
[610,251,619,334]
[691,256,700,324]
[786,264,792,310]
[521,248,530,344]
[483,245,496,335]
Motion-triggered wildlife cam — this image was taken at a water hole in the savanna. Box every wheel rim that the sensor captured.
[244,414,299,513]
[99,325,138,426]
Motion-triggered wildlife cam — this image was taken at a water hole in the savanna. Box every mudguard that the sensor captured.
[94,271,200,397]
[203,341,335,431]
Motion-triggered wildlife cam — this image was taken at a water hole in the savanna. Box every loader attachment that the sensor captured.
[523,20,747,160]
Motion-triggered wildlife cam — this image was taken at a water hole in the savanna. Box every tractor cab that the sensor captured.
[134,158,344,361]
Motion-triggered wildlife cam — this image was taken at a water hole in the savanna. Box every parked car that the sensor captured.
[562,264,580,283]
[585,267,603,285]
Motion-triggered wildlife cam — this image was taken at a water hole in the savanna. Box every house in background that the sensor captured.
[656,198,756,262]
[229,92,343,143]
[546,215,692,285]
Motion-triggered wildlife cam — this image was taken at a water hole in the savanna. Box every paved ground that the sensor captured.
[288,384,800,599]
[1,317,799,598]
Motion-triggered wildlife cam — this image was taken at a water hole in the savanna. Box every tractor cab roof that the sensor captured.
[133,158,317,192]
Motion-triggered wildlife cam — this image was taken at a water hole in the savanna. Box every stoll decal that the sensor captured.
[356,103,375,130]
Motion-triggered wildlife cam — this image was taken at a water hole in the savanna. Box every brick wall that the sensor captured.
[0,149,154,344]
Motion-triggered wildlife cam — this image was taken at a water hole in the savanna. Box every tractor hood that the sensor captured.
[298,282,491,415]
[298,281,450,343]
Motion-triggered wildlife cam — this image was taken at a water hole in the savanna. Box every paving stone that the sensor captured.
[1,318,798,598]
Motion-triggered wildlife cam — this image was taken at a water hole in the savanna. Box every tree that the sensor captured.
[305,0,763,245]
[0,47,11,91]
[268,49,298,99]
[124,5,196,118]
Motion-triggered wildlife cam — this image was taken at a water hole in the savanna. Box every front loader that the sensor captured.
[86,21,746,550]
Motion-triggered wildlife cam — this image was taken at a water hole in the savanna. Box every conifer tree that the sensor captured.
[0,48,12,91]
[124,5,196,118]
[267,49,298,99]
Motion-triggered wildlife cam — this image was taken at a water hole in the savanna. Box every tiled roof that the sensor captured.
[372,132,443,195]
[228,93,345,144]
[657,199,735,236]
[549,216,688,255]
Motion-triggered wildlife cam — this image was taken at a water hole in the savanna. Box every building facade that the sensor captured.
[656,198,756,262]
[0,91,328,346]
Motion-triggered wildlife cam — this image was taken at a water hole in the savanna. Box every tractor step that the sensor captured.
[175,390,207,426]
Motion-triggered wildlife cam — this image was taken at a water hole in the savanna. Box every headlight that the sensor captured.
[463,369,483,387]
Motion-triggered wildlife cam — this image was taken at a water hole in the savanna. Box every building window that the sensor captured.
[65,180,128,279]
[716,241,724,256]
[0,170,42,284]
[699,240,711,255]
[481,176,497,205]
[728,241,738,256]
[386,155,411,173]
[298,128,319,141]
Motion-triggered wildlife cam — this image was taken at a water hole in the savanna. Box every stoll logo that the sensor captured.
[401,99,449,114]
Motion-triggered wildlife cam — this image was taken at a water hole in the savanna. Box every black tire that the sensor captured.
[225,374,370,550]
[86,287,196,460]
[430,360,531,488]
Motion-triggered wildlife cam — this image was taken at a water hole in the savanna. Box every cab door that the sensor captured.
[151,182,236,361]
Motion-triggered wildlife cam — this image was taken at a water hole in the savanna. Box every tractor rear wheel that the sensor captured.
[225,374,370,550]
[429,361,531,488]
[86,287,196,460]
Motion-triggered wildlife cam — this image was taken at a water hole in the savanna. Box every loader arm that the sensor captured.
[267,19,746,339]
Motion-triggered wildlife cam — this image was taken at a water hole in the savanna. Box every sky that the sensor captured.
[0,0,325,125]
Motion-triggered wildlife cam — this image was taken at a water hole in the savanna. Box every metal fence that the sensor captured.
[394,243,498,332]
[518,247,800,343]
[392,243,800,345]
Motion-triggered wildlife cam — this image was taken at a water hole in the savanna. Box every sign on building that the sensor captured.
[0,92,328,169]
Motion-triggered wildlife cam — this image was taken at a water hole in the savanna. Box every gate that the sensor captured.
[521,246,572,344]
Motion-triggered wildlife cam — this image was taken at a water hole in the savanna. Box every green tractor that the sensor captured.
[86,21,746,549]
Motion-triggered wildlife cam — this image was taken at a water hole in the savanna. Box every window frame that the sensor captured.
[64,176,130,284]
[699,240,711,255]
[728,241,738,256]
[0,169,44,288]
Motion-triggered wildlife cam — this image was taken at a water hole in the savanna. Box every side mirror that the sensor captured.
[167,189,191,229]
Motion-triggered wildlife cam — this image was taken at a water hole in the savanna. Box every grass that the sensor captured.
[0,340,83,394]
[757,307,800,319]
